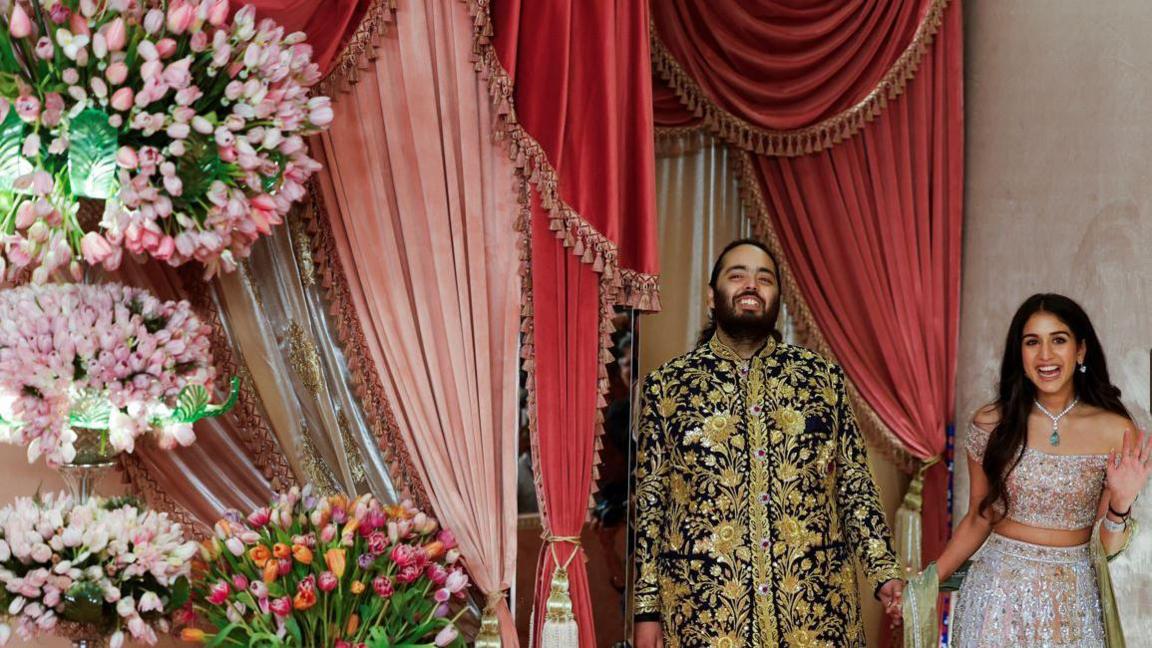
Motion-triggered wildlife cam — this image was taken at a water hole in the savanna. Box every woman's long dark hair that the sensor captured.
[979,293,1131,519]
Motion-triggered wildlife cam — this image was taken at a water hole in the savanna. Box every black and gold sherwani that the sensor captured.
[633,336,901,647]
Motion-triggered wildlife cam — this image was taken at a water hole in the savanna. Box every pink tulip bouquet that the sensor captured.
[0,0,332,283]
[0,282,237,465]
[184,486,469,647]
[0,492,198,646]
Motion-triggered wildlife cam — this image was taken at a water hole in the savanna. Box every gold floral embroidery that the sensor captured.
[633,336,899,647]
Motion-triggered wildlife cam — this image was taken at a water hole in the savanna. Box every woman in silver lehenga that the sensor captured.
[927,294,1151,647]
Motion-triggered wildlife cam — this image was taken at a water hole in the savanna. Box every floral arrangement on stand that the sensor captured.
[0,492,198,646]
[0,0,332,282]
[186,485,470,647]
[0,281,237,465]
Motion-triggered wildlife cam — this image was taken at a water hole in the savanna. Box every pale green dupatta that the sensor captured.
[902,522,1129,648]
[1092,519,1128,648]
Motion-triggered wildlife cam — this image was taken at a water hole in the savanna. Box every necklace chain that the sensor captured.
[1035,398,1079,447]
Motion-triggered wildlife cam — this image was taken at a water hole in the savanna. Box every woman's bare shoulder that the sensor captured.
[971,404,1001,433]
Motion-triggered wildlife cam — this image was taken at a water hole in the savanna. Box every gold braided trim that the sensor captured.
[302,181,433,513]
[729,149,919,473]
[117,451,212,540]
[650,0,950,157]
[654,128,708,158]
[314,0,397,98]
[462,0,661,314]
[179,268,298,490]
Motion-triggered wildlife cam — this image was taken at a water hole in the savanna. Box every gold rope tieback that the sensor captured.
[534,535,581,647]
[474,589,508,648]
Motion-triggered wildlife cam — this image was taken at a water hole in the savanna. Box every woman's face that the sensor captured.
[1021,311,1086,397]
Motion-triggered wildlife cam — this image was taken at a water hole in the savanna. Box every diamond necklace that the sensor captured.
[1034,397,1079,447]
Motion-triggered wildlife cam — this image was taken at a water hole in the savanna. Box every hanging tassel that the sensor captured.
[536,537,581,647]
[894,456,941,573]
[473,591,505,648]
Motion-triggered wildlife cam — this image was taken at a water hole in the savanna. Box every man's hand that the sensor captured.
[634,620,664,648]
[878,579,905,628]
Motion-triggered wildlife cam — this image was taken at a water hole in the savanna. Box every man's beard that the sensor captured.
[713,291,780,345]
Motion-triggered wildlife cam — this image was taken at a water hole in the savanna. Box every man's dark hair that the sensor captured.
[697,238,782,347]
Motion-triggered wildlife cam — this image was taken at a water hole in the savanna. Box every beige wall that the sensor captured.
[959,1,1152,641]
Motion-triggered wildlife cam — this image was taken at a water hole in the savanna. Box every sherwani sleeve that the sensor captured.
[633,373,669,618]
[832,365,903,595]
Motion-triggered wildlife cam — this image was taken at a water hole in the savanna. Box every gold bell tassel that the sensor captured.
[894,456,941,573]
[473,590,506,648]
[533,536,581,647]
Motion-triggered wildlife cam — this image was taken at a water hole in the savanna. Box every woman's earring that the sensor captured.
[1078,362,1087,374]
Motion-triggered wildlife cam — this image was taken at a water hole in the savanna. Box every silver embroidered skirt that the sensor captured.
[951,534,1105,647]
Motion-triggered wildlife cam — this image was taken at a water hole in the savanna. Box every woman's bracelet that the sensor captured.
[1108,502,1133,519]
[1102,516,1128,533]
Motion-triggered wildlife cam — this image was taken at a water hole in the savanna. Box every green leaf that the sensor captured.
[166,576,191,612]
[0,29,22,76]
[68,108,119,199]
[206,622,244,647]
[171,376,241,423]
[284,616,302,645]
[176,136,225,202]
[0,109,32,191]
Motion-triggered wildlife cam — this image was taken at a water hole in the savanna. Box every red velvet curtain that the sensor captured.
[653,0,933,130]
[487,1,659,645]
[653,0,962,569]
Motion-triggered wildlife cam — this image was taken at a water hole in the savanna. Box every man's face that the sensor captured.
[707,244,781,340]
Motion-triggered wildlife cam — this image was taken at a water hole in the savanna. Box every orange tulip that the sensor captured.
[385,504,412,520]
[262,559,279,584]
[248,545,272,568]
[422,541,445,561]
[291,544,313,565]
[180,628,206,643]
[272,543,291,560]
[346,613,360,635]
[350,580,365,595]
[341,517,361,539]
[324,548,347,578]
[293,589,317,611]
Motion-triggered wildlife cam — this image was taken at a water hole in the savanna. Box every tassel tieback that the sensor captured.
[474,590,508,648]
[536,535,581,647]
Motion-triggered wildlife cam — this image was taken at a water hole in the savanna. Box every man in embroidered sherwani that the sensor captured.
[633,240,904,648]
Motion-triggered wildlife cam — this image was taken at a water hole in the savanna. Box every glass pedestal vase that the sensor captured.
[58,427,119,504]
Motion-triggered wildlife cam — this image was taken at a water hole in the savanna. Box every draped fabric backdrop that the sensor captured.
[306,0,524,641]
[640,134,748,379]
[473,1,661,644]
[652,0,964,577]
